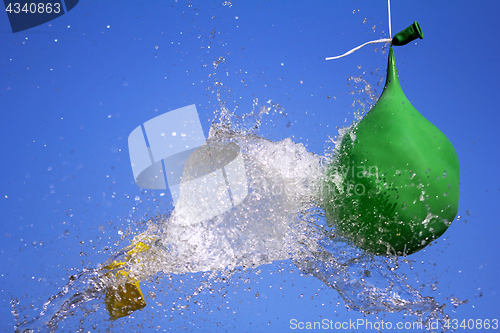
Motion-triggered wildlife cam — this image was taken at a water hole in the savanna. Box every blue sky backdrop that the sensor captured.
[1,1,499,332]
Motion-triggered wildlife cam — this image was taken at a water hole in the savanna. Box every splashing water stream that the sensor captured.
[13,38,454,330]
[15,101,448,332]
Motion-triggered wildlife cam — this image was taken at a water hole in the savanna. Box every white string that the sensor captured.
[388,0,392,38]
[325,0,393,61]
[325,38,391,60]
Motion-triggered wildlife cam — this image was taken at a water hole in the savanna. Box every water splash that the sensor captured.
[14,104,450,332]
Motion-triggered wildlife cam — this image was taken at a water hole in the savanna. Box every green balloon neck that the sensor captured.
[382,46,405,100]
[392,21,424,46]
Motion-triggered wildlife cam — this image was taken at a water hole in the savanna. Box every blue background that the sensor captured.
[1,1,499,332]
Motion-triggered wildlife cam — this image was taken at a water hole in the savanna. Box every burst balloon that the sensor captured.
[323,24,460,255]
[104,22,461,321]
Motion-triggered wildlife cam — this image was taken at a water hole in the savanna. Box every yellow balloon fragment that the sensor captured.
[102,235,156,320]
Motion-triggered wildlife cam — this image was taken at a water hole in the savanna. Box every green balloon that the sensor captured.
[323,46,460,255]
